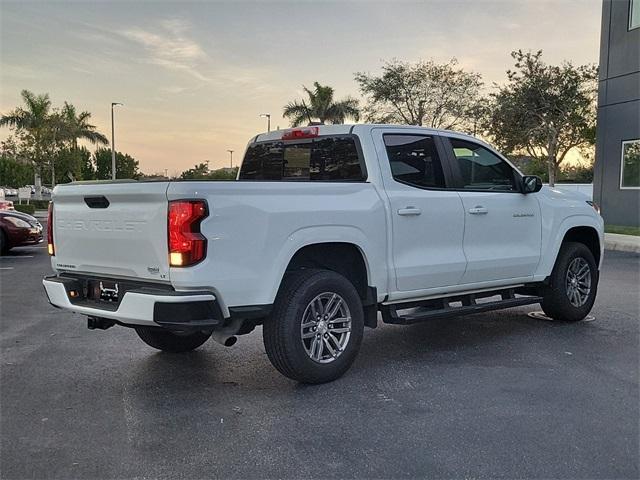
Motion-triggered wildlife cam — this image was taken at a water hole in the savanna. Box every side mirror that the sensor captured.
[522,175,543,194]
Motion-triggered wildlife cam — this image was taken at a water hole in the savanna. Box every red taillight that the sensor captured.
[47,202,54,256]
[168,200,208,267]
[281,126,319,140]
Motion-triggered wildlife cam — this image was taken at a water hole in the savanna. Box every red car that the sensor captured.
[0,200,14,210]
[0,210,43,254]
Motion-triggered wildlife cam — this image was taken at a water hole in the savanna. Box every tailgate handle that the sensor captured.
[84,196,110,209]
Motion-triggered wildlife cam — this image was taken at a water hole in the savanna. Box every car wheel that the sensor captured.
[0,230,9,255]
[541,241,598,322]
[263,269,364,384]
[135,327,211,353]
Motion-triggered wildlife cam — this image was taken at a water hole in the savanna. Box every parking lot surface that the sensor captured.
[1,232,638,479]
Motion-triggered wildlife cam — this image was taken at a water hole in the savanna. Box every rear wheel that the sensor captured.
[135,327,211,353]
[263,269,364,384]
[0,230,9,255]
[541,242,598,322]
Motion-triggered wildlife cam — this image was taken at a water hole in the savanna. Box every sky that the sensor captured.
[1,0,602,175]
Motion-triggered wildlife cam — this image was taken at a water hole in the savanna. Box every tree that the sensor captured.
[283,82,360,127]
[486,50,597,186]
[354,59,483,129]
[180,163,238,180]
[59,102,108,150]
[208,167,238,180]
[0,154,33,187]
[0,91,109,187]
[53,146,92,184]
[181,163,209,179]
[0,90,56,183]
[80,150,96,180]
[94,147,140,180]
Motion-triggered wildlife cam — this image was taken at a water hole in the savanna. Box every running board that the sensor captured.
[381,288,542,325]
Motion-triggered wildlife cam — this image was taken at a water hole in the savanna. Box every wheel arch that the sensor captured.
[285,242,371,301]
[535,215,604,280]
[561,226,601,266]
[277,240,379,328]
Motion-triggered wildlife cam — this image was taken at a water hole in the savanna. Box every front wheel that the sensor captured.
[263,269,364,384]
[135,327,211,353]
[541,242,598,322]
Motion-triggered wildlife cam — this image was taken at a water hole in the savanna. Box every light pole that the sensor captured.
[111,102,123,180]
[259,113,271,132]
[227,149,234,168]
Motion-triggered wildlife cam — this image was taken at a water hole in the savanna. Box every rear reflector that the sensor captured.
[47,202,54,256]
[168,200,208,267]
[281,126,319,140]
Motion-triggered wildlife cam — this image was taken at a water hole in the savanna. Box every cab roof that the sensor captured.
[253,124,479,144]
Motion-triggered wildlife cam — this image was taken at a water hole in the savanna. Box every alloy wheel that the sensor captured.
[565,257,592,307]
[300,292,352,364]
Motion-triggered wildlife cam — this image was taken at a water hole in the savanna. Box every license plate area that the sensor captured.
[88,280,120,303]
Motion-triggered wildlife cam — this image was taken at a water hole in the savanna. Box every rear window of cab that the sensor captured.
[238,136,365,181]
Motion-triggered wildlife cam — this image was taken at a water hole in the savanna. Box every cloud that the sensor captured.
[119,19,210,82]
[159,86,188,94]
[0,63,40,80]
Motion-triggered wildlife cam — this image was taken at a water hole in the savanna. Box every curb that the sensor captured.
[34,210,48,220]
[604,233,640,254]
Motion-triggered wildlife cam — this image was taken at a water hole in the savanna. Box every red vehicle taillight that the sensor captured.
[47,202,54,256]
[168,200,208,267]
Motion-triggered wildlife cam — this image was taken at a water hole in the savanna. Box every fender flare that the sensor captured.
[266,225,384,305]
[535,214,604,279]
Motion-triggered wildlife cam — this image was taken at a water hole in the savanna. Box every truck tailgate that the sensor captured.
[52,182,170,282]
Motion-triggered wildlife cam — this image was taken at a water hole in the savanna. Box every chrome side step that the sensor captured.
[380,288,542,325]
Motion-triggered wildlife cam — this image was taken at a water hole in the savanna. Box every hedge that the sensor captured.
[30,200,51,209]
[14,204,36,215]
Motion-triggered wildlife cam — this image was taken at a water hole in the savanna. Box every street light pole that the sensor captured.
[227,149,234,168]
[111,102,123,180]
[260,113,271,132]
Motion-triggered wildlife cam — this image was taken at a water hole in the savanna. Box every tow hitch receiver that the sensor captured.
[87,317,116,330]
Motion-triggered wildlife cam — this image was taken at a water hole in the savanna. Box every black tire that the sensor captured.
[263,269,364,384]
[541,241,598,322]
[0,230,9,255]
[135,327,211,353]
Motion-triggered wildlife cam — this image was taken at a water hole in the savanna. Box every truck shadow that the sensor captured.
[124,306,591,392]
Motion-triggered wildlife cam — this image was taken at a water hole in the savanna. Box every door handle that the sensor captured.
[468,206,488,215]
[397,207,422,216]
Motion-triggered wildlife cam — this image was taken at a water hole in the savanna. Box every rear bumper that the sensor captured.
[43,275,225,329]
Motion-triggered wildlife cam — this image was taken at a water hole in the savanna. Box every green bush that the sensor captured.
[31,200,50,209]
[14,204,36,215]
[605,225,640,236]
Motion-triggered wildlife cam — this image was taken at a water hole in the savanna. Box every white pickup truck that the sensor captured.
[43,124,604,383]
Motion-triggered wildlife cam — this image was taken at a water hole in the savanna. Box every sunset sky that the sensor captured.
[1,0,602,175]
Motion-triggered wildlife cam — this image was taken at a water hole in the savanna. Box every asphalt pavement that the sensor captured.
[1,232,638,479]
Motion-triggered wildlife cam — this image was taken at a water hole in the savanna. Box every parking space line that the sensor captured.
[0,267,14,270]
[0,256,34,259]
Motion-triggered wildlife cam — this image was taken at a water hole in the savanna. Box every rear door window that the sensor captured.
[383,134,447,188]
[239,136,364,181]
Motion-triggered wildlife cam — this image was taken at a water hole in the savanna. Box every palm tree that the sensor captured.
[283,82,360,127]
[1,90,54,185]
[60,102,108,149]
[0,89,52,136]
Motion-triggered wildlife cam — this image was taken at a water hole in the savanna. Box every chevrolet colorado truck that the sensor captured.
[43,124,604,383]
